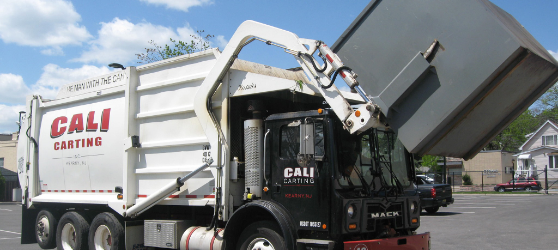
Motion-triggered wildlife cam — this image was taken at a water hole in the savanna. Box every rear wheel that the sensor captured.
[237,221,286,250]
[425,206,439,214]
[525,186,532,191]
[88,212,124,250]
[36,210,58,249]
[497,187,505,192]
[56,212,90,250]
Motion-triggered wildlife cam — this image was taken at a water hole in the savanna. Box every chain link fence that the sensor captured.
[418,168,557,193]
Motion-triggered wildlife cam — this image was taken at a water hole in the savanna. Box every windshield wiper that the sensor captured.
[353,165,371,197]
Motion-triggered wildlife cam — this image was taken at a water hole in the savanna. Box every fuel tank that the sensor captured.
[332,0,558,159]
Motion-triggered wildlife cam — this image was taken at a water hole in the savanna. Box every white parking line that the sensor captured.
[0,237,21,240]
[452,207,496,208]
[0,229,21,235]
[0,208,12,211]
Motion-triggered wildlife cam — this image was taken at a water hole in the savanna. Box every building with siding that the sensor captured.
[515,120,558,184]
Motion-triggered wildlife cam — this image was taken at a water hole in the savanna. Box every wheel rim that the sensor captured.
[36,216,50,243]
[60,223,77,250]
[526,187,531,191]
[247,237,275,250]
[499,188,504,192]
[94,225,112,250]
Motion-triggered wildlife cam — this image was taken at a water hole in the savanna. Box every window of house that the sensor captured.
[0,158,4,168]
[542,135,558,146]
[549,155,558,169]
[504,167,513,174]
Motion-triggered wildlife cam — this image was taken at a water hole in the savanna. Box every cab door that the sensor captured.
[264,117,329,231]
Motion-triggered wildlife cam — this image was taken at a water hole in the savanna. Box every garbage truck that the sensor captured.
[17,1,558,249]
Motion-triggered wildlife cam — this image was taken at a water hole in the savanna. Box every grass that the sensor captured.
[454,191,542,194]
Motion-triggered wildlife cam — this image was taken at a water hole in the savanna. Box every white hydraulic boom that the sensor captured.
[194,21,385,162]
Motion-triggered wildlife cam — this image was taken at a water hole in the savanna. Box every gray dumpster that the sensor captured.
[332,0,558,159]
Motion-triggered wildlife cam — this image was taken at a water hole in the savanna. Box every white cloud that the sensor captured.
[0,0,91,52]
[549,50,558,61]
[140,0,213,12]
[41,46,64,56]
[0,74,30,105]
[0,104,25,134]
[74,18,200,65]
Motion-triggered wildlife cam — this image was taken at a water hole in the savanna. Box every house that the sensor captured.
[515,120,558,184]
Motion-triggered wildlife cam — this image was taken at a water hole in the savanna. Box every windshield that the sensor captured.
[337,127,412,190]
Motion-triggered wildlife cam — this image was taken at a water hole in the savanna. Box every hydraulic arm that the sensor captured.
[194,21,386,161]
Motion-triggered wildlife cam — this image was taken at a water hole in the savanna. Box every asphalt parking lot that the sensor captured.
[419,194,558,249]
[2,194,558,249]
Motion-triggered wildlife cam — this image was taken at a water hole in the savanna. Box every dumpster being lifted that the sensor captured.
[333,0,558,159]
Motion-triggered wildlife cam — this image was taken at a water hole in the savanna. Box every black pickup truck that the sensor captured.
[416,176,454,214]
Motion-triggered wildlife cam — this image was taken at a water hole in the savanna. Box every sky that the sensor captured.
[0,0,557,134]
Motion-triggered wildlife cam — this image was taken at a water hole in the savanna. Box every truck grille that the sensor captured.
[366,203,404,231]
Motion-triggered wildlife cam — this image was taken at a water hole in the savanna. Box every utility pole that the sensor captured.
[544,165,548,194]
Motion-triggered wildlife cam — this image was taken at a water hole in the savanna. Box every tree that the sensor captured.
[421,155,441,172]
[484,110,539,152]
[539,83,558,110]
[462,174,473,185]
[136,30,214,64]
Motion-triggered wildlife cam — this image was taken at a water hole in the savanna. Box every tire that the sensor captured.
[498,187,505,192]
[237,221,286,250]
[36,210,58,249]
[425,207,439,214]
[56,212,90,250]
[525,186,532,191]
[88,212,124,250]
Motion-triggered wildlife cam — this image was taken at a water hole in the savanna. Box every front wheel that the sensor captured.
[425,206,439,214]
[36,210,58,249]
[525,186,532,191]
[88,212,124,250]
[497,187,505,192]
[56,212,90,250]
[237,221,286,250]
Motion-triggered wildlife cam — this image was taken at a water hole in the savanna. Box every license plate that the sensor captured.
[442,199,446,203]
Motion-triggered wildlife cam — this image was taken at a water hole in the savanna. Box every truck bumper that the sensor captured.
[421,197,454,208]
[344,232,430,250]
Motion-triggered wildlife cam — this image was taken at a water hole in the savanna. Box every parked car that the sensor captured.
[416,175,434,183]
[415,176,454,214]
[494,177,541,192]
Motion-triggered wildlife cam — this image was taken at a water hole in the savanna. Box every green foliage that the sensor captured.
[421,155,441,172]
[485,110,539,152]
[539,83,558,110]
[0,172,5,201]
[462,174,473,185]
[136,30,214,64]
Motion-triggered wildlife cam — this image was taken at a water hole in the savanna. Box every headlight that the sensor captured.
[411,201,419,213]
[347,205,355,218]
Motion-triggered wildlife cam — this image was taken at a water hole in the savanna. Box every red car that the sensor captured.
[494,177,541,192]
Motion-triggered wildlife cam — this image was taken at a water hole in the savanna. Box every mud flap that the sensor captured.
[21,204,38,244]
